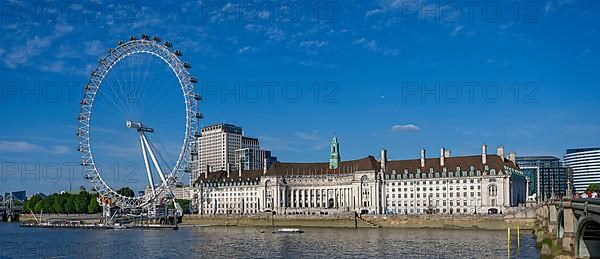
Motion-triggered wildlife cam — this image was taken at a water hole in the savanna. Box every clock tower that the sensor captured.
[329,136,340,170]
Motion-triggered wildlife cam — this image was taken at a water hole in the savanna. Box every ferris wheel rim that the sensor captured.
[77,37,199,209]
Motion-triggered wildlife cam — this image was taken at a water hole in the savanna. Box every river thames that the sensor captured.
[0,223,539,258]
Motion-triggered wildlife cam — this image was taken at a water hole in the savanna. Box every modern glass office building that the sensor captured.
[564,148,600,193]
[516,156,570,200]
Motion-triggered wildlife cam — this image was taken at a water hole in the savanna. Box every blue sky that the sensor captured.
[0,0,599,194]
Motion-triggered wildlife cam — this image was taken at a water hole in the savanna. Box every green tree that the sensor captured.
[587,183,600,193]
[60,193,75,214]
[177,199,191,214]
[88,195,101,214]
[43,195,56,213]
[167,199,191,214]
[24,195,42,213]
[53,195,64,214]
[75,191,90,214]
[117,187,135,198]
[34,200,44,213]
[65,197,76,214]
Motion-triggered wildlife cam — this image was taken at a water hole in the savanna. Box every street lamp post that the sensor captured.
[270,196,275,229]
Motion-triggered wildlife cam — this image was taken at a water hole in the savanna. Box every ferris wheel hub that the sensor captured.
[126,120,154,133]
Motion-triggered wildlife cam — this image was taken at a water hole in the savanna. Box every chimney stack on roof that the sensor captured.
[263,158,268,175]
[508,151,516,164]
[482,144,487,164]
[381,149,387,173]
[226,163,230,178]
[440,147,445,167]
[421,148,426,168]
[497,145,505,158]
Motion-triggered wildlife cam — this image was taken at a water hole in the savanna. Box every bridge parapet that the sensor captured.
[546,199,600,257]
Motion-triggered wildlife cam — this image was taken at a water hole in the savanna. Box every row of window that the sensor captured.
[209,200,259,207]
[387,178,482,186]
[389,208,474,214]
[385,168,497,180]
[387,191,482,199]
[209,191,257,197]
[389,185,481,192]
[387,199,479,207]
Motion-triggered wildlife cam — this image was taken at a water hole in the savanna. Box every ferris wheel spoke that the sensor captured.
[104,63,132,117]
[138,54,155,107]
[102,78,129,117]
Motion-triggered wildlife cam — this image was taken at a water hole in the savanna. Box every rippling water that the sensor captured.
[0,223,539,258]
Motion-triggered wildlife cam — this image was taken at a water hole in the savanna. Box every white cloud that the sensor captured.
[0,140,43,153]
[299,40,328,48]
[576,49,591,59]
[221,2,239,12]
[266,27,285,41]
[39,61,67,73]
[84,40,105,56]
[544,0,576,14]
[238,46,256,54]
[352,38,366,45]
[243,24,285,41]
[49,145,70,155]
[3,23,75,69]
[355,39,399,56]
[260,130,328,154]
[391,124,420,132]
[366,9,384,17]
[545,1,552,13]
[0,140,71,155]
[366,0,424,16]
[245,24,262,32]
[450,25,464,37]
[54,24,74,36]
[382,48,400,56]
[299,60,335,69]
[4,35,53,68]
[296,130,321,141]
[367,40,378,51]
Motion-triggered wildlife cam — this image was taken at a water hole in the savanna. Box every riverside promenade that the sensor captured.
[18,208,538,230]
[180,208,537,230]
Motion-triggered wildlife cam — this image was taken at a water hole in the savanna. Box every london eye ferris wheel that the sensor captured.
[76,34,201,212]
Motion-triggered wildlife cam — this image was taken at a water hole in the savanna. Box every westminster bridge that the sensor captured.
[537,198,600,257]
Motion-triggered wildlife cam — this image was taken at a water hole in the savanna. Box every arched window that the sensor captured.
[488,184,497,197]
[361,175,368,186]
[265,180,272,208]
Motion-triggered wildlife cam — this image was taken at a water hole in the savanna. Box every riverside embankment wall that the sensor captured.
[181,213,536,230]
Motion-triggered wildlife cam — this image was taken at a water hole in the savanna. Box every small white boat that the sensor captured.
[275,228,304,233]
[112,223,127,229]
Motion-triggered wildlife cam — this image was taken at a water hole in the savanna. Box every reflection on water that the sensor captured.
[0,223,539,258]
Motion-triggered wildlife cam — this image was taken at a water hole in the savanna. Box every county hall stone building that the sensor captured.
[191,137,528,215]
